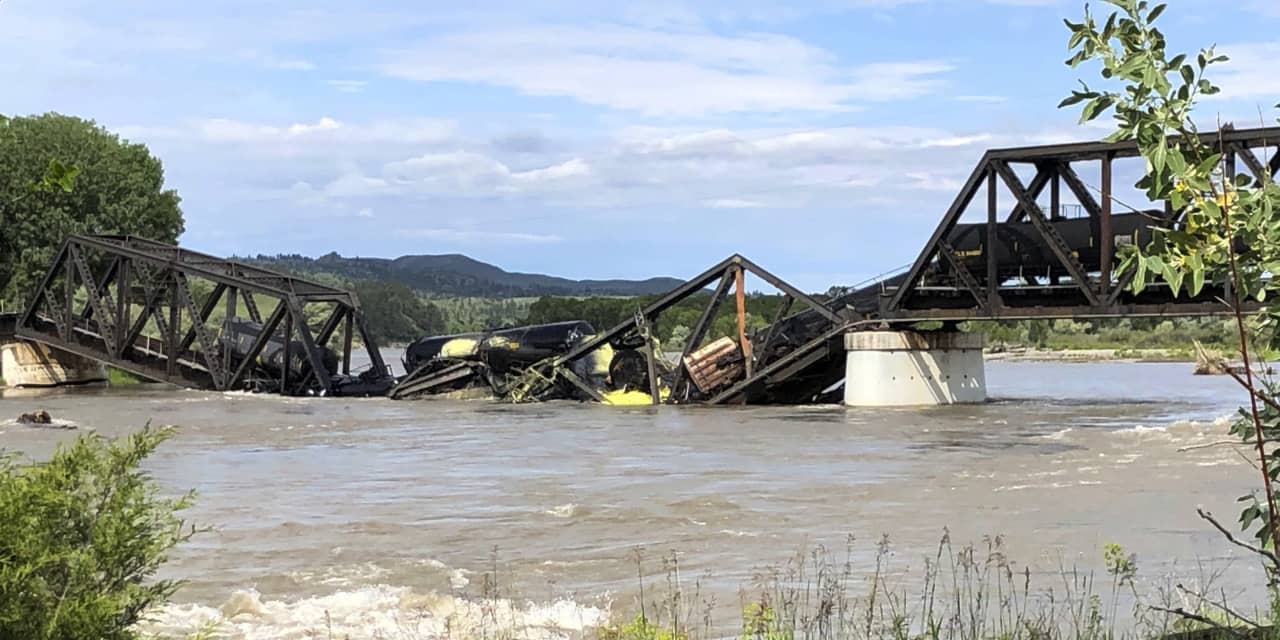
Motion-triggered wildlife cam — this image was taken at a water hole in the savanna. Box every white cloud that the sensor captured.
[264,57,316,71]
[705,198,767,209]
[512,158,592,182]
[398,228,565,244]
[328,80,367,93]
[356,207,374,218]
[1213,42,1280,101]
[121,117,458,147]
[379,24,951,116]
[376,153,593,197]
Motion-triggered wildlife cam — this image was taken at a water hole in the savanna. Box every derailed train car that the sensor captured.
[391,316,684,403]
[219,318,393,396]
[391,321,615,400]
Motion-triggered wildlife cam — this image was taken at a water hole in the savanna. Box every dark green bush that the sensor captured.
[0,424,197,639]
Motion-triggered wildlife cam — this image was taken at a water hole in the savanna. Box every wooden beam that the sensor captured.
[667,268,734,403]
[734,266,752,378]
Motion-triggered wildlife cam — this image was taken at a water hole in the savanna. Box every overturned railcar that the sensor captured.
[220,319,393,396]
[392,321,618,400]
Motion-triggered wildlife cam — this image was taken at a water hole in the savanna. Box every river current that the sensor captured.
[0,360,1263,638]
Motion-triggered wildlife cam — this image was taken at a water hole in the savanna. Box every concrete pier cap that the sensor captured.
[843,330,986,407]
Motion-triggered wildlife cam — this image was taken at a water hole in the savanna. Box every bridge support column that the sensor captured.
[1,342,107,388]
[843,331,986,407]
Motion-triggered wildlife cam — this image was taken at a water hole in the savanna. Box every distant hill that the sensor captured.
[243,252,685,298]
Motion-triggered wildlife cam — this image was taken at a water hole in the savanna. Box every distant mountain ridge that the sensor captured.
[244,252,685,297]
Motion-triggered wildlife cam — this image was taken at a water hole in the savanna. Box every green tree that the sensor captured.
[0,113,184,308]
[0,425,198,639]
[354,280,447,344]
[1062,0,1280,561]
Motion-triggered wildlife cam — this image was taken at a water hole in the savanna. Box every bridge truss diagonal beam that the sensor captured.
[14,235,389,396]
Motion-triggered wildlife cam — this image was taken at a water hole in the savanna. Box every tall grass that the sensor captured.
[598,534,1265,640]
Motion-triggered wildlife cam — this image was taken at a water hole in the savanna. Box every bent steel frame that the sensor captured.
[16,235,388,395]
[516,254,850,406]
[880,126,1280,321]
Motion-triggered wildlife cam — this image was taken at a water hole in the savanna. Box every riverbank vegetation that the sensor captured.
[962,317,1239,357]
[0,424,199,639]
[592,536,1239,640]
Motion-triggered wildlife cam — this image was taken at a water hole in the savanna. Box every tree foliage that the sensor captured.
[354,280,448,344]
[0,424,198,639]
[0,113,184,309]
[525,293,790,344]
[1062,0,1280,559]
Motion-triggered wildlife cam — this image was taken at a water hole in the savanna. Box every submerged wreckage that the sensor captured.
[389,254,856,405]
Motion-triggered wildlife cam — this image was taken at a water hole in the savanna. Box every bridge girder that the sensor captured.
[880,126,1280,320]
[15,235,389,396]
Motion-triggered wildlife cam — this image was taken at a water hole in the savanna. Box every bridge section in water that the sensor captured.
[13,235,393,397]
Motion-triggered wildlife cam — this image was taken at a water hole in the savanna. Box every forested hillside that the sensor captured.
[245,252,684,297]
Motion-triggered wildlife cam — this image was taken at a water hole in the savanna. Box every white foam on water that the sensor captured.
[544,503,582,519]
[1042,427,1073,440]
[139,585,609,640]
[1195,458,1239,467]
[1112,425,1168,437]
[719,529,757,538]
[289,562,391,587]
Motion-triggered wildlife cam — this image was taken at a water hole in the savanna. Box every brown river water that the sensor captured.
[0,360,1265,638]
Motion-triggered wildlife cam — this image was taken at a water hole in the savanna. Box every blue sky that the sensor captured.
[3,0,1278,289]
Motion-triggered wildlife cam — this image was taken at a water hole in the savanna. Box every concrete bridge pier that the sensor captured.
[843,330,986,407]
[0,342,107,388]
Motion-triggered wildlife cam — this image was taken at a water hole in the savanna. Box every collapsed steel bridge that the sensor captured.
[15,235,393,396]
[391,126,1278,405]
[11,127,1278,403]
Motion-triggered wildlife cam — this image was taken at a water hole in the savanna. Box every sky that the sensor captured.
[3,0,1278,290]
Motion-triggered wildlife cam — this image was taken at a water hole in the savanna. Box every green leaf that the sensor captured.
[1179,64,1194,87]
[1166,146,1186,173]
[1058,93,1089,108]
[1195,153,1222,176]
[1147,3,1166,22]
[1190,266,1205,296]
[1132,258,1148,291]
[1151,141,1167,173]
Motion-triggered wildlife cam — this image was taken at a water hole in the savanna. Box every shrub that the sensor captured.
[0,424,198,639]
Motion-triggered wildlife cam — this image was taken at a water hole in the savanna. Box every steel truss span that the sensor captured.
[15,235,393,397]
